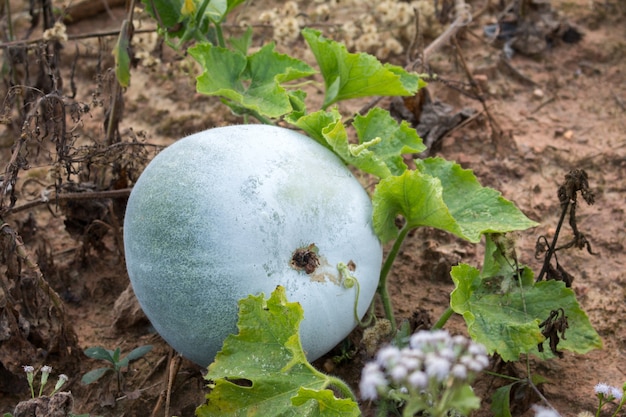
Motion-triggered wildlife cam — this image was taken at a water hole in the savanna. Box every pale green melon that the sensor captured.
[124,125,382,367]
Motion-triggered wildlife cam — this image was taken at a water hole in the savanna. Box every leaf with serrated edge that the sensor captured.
[286,109,342,148]
[288,109,391,177]
[353,107,426,176]
[190,43,315,118]
[450,236,602,361]
[289,109,422,179]
[302,28,421,108]
[417,158,539,241]
[372,158,539,243]
[291,388,360,416]
[196,286,359,416]
[373,170,461,243]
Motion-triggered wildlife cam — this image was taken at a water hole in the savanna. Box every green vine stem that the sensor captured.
[215,22,226,48]
[377,224,412,334]
[431,306,454,330]
[326,376,357,402]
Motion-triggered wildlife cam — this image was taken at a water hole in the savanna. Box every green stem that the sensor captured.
[245,108,274,125]
[611,394,626,417]
[377,225,412,334]
[596,399,604,417]
[215,22,226,48]
[431,306,453,329]
[326,376,357,402]
[482,371,521,382]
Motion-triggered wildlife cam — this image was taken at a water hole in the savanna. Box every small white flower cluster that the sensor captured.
[595,382,624,402]
[258,1,303,45]
[42,21,68,44]
[532,404,562,417]
[253,0,443,59]
[360,330,489,401]
[23,365,68,398]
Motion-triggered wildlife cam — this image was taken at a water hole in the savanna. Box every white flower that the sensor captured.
[360,362,387,400]
[451,364,468,380]
[23,365,35,374]
[610,386,623,401]
[376,345,401,368]
[472,352,490,369]
[407,370,428,389]
[42,21,68,43]
[465,358,487,372]
[532,404,561,417]
[389,364,408,382]
[400,356,421,372]
[281,1,299,17]
[595,382,611,396]
[438,347,456,362]
[468,342,487,356]
[425,355,451,381]
[410,330,449,349]
[41,365,52,374]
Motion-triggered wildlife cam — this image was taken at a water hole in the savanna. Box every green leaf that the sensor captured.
[81,367,113,385]
[228,26,253,55]
[444,384,482,415]
[450,236,602,361]
[112,347,121,363]
[372,158,539,243]
[286,108,342,147]
[142,0,246,42]
[291,388,360,416]
[190,42,316,118]
[321,116,393,179]
[373,170,459,243]
[112,20,132,88]
[491,383,514,417]
[84,347,115,363]
[417,158,539,241]
[196,286,359,416]
[302,28,423,108]
[288,108,424,179]
[142,0,184,28]
[353,107,426,176]
[125,345,153,362]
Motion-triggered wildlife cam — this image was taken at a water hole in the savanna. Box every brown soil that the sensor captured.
[1,0,625,416]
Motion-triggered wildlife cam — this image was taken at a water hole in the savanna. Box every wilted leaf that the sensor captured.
[450,235,602,361]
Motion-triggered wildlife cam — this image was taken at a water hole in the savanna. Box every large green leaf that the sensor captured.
[450,235,602,362]
[301,28,423,108]
[196,286,360,416]
[288,108,425,179]
[372,158,538,243]
[190,42,316,118]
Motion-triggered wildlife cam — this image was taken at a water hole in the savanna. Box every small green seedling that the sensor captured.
[81,345,152,392]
